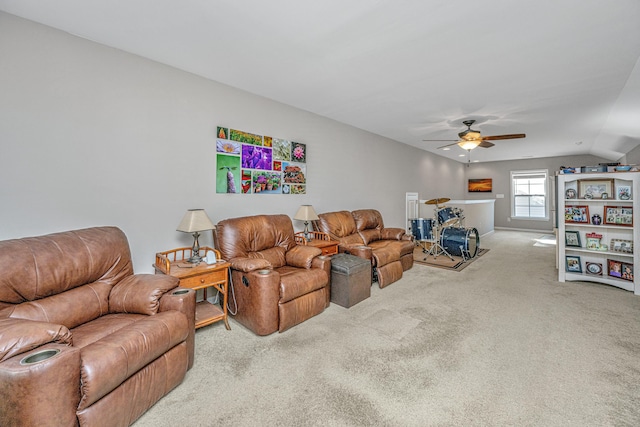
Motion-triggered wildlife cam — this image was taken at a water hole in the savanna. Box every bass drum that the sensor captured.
[410,218,433,241]
[440,227,479,259]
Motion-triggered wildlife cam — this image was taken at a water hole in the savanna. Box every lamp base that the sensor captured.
[187,253,203,264]
[188,231,203,264]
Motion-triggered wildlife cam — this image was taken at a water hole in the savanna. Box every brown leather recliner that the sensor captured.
[315,209,414,288]
[0,227,196,427]
[214,214,330,336]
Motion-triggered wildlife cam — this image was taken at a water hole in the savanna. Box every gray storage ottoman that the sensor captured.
[330,253,372,308]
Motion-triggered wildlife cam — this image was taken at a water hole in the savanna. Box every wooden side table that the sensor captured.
[295,231,339,256]
[154,247,231,330]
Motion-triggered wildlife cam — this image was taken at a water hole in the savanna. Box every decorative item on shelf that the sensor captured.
[578,179,614,200]
[591,214,602,225]
[294,204,319,242]
[565,188,577,199]
[615,165,632,172]
[585,262,603,276]
[617,185,632,200]
[564,205,590,223]
[564,230,581,247]
[176,209,215,263]
[585,232,602,250]
[610,239,633,254]
[607,259,623,278]
[565,255,582,273]
[603,206,634,226]
[621,263,634,281]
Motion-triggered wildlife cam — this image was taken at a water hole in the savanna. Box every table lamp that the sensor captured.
[294,205,319,242]
[176,209,215,263]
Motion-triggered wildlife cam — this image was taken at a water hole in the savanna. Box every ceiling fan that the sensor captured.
[423,119,526,150]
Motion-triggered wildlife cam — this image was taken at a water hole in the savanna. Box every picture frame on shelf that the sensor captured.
[603,206,633,226]
[565,188,577,199]
[585,232,602,250]
[585,262,603,276]
[564,230,581,247]
[610,238,633,254]
[578,179,614,199]
[617,185,632,200]
[565,255,582,273]
[607,259,623,278]
[564,205,590,223]
[621,263,634,281]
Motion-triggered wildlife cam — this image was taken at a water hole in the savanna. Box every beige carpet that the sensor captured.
[134,230,640,427]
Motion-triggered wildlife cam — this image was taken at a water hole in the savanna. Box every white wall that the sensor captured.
[0,12,464,272]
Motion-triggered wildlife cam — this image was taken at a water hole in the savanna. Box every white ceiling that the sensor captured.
[2,0,640,163]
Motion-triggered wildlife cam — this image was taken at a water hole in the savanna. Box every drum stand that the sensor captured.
[427,219,454,261]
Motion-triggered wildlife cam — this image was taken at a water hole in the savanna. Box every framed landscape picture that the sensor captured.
[468,178,492,192]
[578,179,613,199]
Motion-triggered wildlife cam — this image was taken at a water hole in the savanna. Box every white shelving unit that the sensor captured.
[558,171,639,295]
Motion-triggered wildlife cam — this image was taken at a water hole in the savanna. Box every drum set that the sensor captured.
[410,197,479,262]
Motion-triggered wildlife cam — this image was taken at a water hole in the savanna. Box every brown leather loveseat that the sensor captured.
[315,209,414,288]
[214,214,331,335]
[0,227,196,427]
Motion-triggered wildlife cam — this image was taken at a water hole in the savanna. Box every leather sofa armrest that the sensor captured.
[381,227,406,240]
[230,257,272,273]
[109,274,180,315]
[0,317,72,362]
[0,343,81,426]
[230,269,281,335]
[159,287,197,370]
[286,245,322,269]
[341,244,373,261]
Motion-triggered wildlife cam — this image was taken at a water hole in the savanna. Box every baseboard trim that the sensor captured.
[494,226,555,234]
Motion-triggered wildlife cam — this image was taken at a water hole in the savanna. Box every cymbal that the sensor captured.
[425,197,450,205]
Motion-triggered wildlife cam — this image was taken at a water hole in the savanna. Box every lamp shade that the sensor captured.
[294,205,319,221]
[176,209,215,232]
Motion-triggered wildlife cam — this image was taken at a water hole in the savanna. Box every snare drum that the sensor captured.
[440,227,479,259]
[410,218,434,241]
[437,207,459,227]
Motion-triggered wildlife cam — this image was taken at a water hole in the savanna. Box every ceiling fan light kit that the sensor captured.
[425,119,526,156]
[458,140,481,150]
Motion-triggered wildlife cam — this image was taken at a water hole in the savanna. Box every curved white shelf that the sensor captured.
[558,171,639,295]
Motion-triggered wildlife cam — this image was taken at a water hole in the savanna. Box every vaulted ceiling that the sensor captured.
[2,0,639,163]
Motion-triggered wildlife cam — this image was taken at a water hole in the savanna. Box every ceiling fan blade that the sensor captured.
[478,141,495,148]
[437,142,460,149]
[422,139,457,142]
[481,133,526,141]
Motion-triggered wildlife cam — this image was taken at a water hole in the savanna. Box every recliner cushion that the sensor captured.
[316,211,357,238]
[277,267,328,304]
[77,311,188,410]
[359,228,381,245]
[248,246,286,269]
[352,209,384,231]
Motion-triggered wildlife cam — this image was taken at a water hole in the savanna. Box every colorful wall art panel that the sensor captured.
[216,126,307,195]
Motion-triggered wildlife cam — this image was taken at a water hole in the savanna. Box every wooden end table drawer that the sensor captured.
[180,269,226,290]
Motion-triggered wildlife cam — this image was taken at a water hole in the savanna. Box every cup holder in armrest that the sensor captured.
[172,289,190,295]
[257,269,271,275]
[20,349,60,365]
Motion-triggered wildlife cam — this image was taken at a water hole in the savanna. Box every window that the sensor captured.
[511,170,548,219]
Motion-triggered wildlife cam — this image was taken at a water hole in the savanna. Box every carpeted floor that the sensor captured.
[134,230,640,427]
